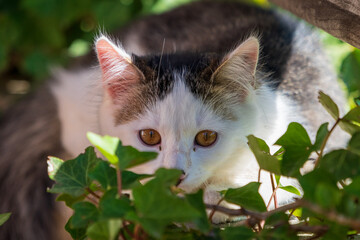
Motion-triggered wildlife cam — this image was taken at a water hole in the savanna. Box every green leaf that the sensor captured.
[47,156,64,180]
[0,212,11,226]
[185,190,211,233]
[344,176,360,198]
[131,168,200,238]
[275,122,313,177]
[220,226,256,240]
[122,170,152,189]
[116,144,157,169]
[89,161,117,190]
[313,123,329,150]
[348,131,360,155]
[86,219,122,240]
[299,169,337,203]
[343,106,360,123]
[65,217,87,240]
[87,132,119,165]
[315,183,342,208]
[247,135,281,175]
[56,193,85,207]
[224,182,267,212]
[49,147,101,196]
[99,189,133,219]
[340,49,360,93]
[320,149,360,181]
[318,91,340,120]
[71,202,99,228]
[340,106,360,134]
[278,185,301,196]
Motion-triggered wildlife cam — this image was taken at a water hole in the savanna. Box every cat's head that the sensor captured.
[95,35,276,192]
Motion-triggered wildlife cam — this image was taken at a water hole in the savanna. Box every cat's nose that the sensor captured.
[176,170,186,186]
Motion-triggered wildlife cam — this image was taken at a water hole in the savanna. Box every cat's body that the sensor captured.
[0,1,347,239]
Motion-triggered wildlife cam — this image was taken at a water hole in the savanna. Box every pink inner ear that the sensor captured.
[96,38,141,102]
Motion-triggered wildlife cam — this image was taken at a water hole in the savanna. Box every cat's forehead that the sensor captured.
[114,53,238,125]
[133,53,222,99]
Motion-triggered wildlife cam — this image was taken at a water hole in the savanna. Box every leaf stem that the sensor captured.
[315,118,340,167]
[266,173,278,210]
[209,197,224,223]
[85,187,101,199]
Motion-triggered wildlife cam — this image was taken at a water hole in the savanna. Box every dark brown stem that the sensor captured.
[117,167,122,197]
[315,118,340,167]
[123,222,134,238]
[83,194,98,205]
[85,187,101,199]
[209,197,224,222]
[134,224,142,240]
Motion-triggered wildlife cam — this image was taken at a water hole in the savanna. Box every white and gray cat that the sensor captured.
[0,1,347,239]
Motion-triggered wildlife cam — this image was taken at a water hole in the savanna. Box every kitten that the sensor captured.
[0,1,347,239]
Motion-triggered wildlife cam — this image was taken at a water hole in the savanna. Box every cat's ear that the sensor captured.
[95,36,144,103]
[213,37,259,87]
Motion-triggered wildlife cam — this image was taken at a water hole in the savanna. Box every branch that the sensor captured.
[268,0,360,48]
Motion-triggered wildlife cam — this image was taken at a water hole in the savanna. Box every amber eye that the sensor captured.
[195,130,217,147]
[139,129,161,146]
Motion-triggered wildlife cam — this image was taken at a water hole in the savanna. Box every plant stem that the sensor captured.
[85,187,101,199]
[267,173,278,209]
[209,197,224,222]
[315,118,340,167]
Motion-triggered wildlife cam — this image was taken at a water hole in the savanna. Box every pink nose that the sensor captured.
[176,171,186,186]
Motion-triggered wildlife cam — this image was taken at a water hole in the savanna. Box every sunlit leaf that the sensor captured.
[318,91,340,120]
[0,213,11,226]
[247,135,281,175]
[224,182,266,212]
[49,147,101,196]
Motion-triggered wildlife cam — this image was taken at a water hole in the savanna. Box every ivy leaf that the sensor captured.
[65,217,87,240]
[49,147,101,196]
[278,185,301,196]
[122,171,152,189]
[99,189,133,219]
[320,149,360,181]
[71,202,99,228]
[340,49,360,93]
[224,182,267,212]
[315,183,342,209]
[116,144,157,169]
[343,176,360,198]
[348,131,360,155]
[0,212,11,226]
[89,161,117,190]
[56,193,85,208]
[275,122,313,177]
[318,91,340,120]
[313,123,329,150]
[47,156,64,180]
[220,226,256,239]
[340,106,360,134]
[86,219,122,240]
[184,190,210,233]
[247,135,281,175]
[131,168,201,238]
[87,132,119,165]
[299,169,337,203]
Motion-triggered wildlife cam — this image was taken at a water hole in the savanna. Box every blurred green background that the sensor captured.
[0,0,359,113]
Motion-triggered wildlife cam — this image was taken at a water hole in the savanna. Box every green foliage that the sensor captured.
[48,91,360,239]
[0,212,11,226]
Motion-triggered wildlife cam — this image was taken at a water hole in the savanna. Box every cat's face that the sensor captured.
[96,35,262,192]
